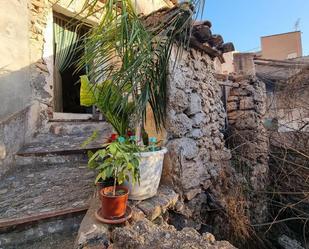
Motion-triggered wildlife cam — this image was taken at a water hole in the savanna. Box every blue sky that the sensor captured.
[201,0,309,55]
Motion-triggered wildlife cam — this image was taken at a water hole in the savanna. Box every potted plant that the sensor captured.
[81,76,168,200]
[88,137,140,218]
[78,0,193,200]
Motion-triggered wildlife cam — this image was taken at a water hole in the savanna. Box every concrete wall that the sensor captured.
[261,31,303,60]
[0,0,31,120]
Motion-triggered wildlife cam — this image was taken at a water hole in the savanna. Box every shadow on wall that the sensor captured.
[0,62,49,177]
[0,46,91,177]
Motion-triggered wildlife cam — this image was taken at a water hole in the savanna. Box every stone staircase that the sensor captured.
[0,121,112,248]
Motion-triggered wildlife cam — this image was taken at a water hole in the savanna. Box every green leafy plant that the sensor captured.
[88,137,140,196]
[78,0,195,138]
[73,0,203,192]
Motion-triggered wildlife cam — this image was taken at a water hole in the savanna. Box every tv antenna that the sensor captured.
[294,18,301,31]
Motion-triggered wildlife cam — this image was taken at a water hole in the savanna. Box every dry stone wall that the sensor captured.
[226,75,269,224]
[162,49,271,244]
[112,218,236,249]
[162,48,233,207]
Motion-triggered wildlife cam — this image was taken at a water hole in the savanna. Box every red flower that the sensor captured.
[127,131,134,137]
[109,133,118,142]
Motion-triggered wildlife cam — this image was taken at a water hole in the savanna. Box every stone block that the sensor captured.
[168,88,188,113]
[191,113,206,128]
[227,111,239,120]
[130,206,146,222]
[235,111,258,129]
[201,126,212,137]
[239,97,254,110]
[228,95,239,102]
[166,112,192,138]
[278,235,304,249]
[255,101,266,115]
[74,198,110,249]
[135,185,179,221]
[189,129,203,139]
[253,88,265,102]
[230,87,251,96]
[186,93,202,115]
[184,188,202,201]
[210,148,231,161]
[181,161,206,190]
[227,101,238,112]
[0,144,6,160]
[167,137,198,160]
[213,137,223,149]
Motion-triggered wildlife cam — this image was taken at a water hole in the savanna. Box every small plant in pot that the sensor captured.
[78,0,193,200]
[87,133,120,190]
[88,137,140,219]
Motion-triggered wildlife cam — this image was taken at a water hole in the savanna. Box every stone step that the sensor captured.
[0,162,95,229]
[15,153,88,167]
[43,121,111,136]
[17,123,111,156]
[0,211,85,249]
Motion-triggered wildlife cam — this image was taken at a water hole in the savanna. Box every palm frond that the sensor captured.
[75,0,203,134]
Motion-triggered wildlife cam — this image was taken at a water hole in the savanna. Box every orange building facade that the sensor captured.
[261,31,303,60]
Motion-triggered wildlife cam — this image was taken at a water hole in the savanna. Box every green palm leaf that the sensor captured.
[74,0,203,134]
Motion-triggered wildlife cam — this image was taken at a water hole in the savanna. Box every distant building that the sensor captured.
[260,31,303,60]
[214,51,236,75]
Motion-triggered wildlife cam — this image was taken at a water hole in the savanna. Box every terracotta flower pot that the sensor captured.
[96,177,115,191]
[99,186,129,219]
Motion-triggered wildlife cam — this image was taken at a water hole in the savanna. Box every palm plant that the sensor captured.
[73,0,204,138]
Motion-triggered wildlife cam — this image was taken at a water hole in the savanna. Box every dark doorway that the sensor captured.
[53,13,92,114]
[60,40,91,113]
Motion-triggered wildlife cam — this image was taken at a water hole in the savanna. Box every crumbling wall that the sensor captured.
[0,109,30,176]
[162,49,261,247]
[0,0,45,176]
[161,49,272,247]
[226,75,269,224]
[163,48,231,202]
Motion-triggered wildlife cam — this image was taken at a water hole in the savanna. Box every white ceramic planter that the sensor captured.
[124,147,167,200]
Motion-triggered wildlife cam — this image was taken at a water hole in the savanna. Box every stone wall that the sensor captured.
[163,48,231,202]
[0,108,30,176]
[161,49,246,242]
[29,0,53,125]
[226,75,269,224]
[161,49,271,245]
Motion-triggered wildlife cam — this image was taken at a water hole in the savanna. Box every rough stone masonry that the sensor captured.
[161,47,241,236]
[226,56,269,225]
[162,48,270,239]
